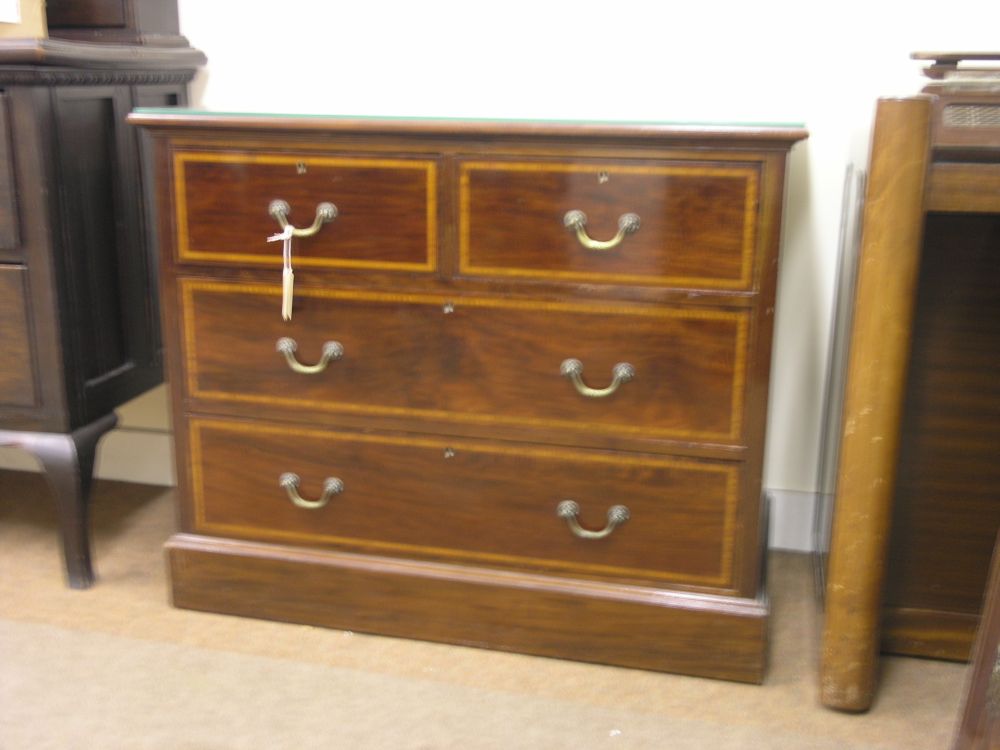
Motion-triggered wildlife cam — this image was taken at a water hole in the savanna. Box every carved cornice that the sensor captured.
[0,39,205,85]
[0,67,197,85]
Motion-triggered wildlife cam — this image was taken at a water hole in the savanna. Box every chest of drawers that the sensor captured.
[132,112,806,683]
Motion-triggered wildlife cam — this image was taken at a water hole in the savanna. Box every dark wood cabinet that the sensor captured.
[46,0,190,48]
[0,40,203,588]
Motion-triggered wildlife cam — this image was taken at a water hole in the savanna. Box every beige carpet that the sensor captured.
[0,469,968,749]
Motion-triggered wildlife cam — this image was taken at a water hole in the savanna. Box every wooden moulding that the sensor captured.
[819,97,933,712]
[129,110,807,148]
[927,163,1000,214]
[882,608,978,661]
[0,38,205,70]
[167,534,769,684]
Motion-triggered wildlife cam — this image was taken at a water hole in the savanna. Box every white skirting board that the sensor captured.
[766,489,818,553]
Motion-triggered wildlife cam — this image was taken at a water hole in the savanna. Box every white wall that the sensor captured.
[173,0,1000,494]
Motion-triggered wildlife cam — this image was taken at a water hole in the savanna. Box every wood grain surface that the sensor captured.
[139,114,804,682]
[0,95,19,258]
[176,151,435,269]
[954,531,1000,749]
[189,416,741,589]
[181,280,748,444]
[0,267,36,408]
[883,212,1000,660]
[169,534,768,683]
[820,97,933,712]
[459,159,758,289]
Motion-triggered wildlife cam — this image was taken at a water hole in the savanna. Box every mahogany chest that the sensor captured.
[132,112,805,683]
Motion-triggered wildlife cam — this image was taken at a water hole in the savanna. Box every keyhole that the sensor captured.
[296,162,307,175]
[442,302,455,315]
[598,171,610,184]
[443,448,456,459]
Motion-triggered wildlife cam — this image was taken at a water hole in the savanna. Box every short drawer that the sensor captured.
[180,279,750,445]
[188,417,741,588]
[0,266,36,407]
[0,95,20,261]
[458,157,761,290]
[171,149,438,271]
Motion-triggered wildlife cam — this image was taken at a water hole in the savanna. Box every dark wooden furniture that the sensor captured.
[884,55,1000,664]
[132,111,805,682]
[822,53,1000,711]
[0,39,203,588]
[46,0,191,48]
[954,530,1000,749]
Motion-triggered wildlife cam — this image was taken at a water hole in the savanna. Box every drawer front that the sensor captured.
[172,150,437,271]
[0,96,20,261]
[181,279,749,445]
[458,158,760,290]
[0,266,37,407]
[188,417,740,587]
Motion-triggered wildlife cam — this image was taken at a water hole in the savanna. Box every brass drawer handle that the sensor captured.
[560,358,635,398]
[279,472,344,509]
[563,209,641,251]
[556,500,630,539]
[269,199,338,238]
[276,337,344,374]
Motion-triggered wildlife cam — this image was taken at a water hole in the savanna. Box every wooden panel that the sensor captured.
[955,531,1000,749]
[883,212,1000,657]
[927,163,1000,213]
[168,534,768,683]
[882,607,977,661]
[189,417,741,588]
[0,94,19,259]
[49,85,165,426]
[181,280,749,445]
[132,87,180,109]
[174,150,437,271]
[45,0,128,27]
[820,97,933,712]
[0,266,37,407]
[459,159,759,290]
[134,84,185,374]
[53,90,128,383]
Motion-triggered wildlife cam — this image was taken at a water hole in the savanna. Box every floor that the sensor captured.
[0,470,969,749]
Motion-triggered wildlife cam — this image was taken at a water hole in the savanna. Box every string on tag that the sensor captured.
[267,225,295,321]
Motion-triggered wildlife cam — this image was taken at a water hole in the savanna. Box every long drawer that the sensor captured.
[180,279,750,445]
[187,416,742,589]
